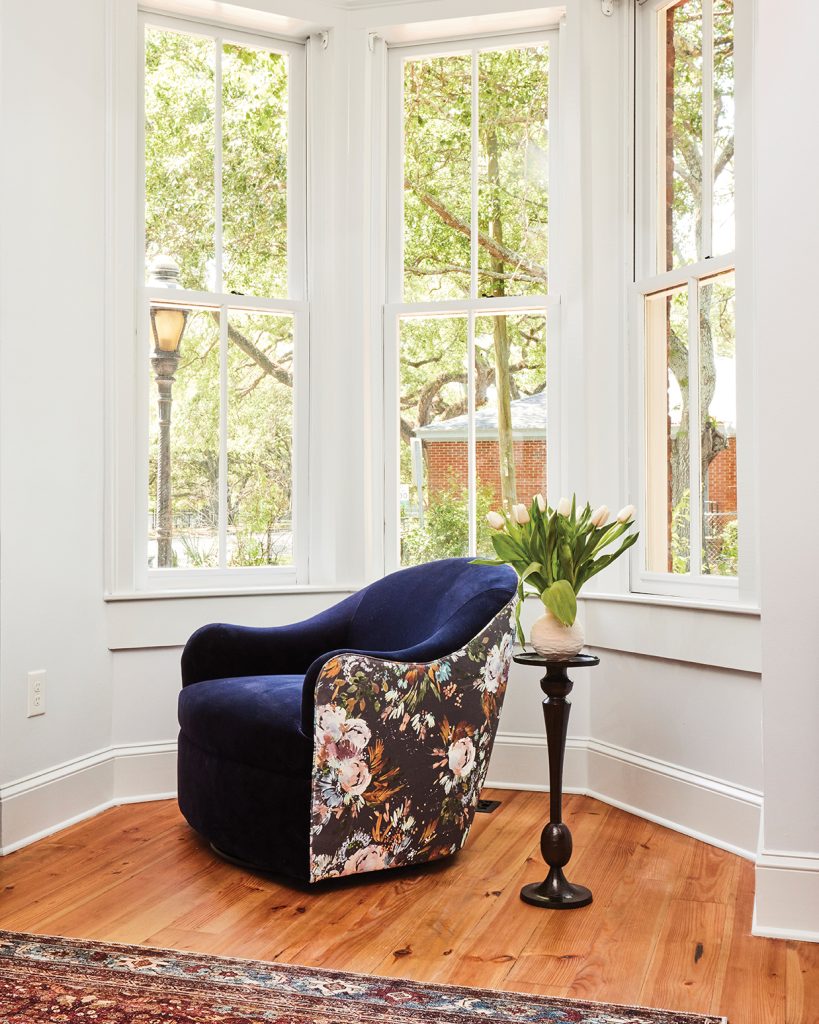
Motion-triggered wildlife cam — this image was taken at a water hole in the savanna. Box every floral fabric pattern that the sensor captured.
[309,598,517,882]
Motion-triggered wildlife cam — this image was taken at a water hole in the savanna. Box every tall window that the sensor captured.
[634,0,739,597]
[141,14,306,582]
[386,33,556,569]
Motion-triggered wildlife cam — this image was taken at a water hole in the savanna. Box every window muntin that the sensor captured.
[635,0,738,598]
[389,34,555,570]
[657,0,735,273]
[141,15,305,582]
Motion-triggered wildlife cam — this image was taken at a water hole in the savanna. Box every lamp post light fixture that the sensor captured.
[149,255,189,568]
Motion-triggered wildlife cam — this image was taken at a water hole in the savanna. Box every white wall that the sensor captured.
[753,0,819,942]
[0,0,112,785]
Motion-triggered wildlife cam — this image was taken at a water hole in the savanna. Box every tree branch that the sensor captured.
[405,177,547,287]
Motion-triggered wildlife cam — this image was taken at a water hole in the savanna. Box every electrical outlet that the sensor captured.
[27,670,46,718]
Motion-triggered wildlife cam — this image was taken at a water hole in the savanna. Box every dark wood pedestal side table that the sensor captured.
[513,651,600,909]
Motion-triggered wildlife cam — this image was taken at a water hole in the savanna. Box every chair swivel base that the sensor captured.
[209,842,272,875]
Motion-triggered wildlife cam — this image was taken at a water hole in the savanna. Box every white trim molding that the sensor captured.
[488,731,761,860]
[0,742,177,855]
[753,850,819,944]
[3,729,762,863]
[487,733,588,795]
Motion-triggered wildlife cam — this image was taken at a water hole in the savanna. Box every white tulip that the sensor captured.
[512,503,530,525]
[486,511,505,530]
[534,493,546,513]
[616,504,636,523]
[556,497,572,517]
[590,504,609,528]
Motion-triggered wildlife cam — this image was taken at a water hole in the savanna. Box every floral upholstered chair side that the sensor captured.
[309,597,517,882]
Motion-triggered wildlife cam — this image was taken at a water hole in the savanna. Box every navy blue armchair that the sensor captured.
[178,558,517,882]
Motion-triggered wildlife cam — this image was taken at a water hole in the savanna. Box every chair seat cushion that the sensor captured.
[178,675,312,776]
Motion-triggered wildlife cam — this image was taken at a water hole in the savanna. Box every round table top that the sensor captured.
[513,650,600,669]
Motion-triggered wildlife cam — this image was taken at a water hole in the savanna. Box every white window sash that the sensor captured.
[383,30,558,572]
[630,0,748,603]
[136,11,308,590]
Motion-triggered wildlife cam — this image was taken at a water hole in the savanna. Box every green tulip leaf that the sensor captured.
[520,561,542,582]
[541,579,577,626]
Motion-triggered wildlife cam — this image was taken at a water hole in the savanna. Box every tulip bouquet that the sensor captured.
[475,495,638,652]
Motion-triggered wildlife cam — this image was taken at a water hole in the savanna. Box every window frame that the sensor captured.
[136,10,309,591]
[383,29,561,574]
[630,0,754,604]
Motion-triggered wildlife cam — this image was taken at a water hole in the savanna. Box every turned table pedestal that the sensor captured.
[513,651,600,910]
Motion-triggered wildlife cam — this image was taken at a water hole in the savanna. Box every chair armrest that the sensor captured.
[307,597,516,882]
[180,590,363,687]
[300,585,519,731]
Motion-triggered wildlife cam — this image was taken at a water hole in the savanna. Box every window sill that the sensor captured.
[105,584,360,652]
[578,590,760,617]
[104,583,362,603]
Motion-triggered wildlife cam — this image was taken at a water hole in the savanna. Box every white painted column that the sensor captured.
[753,0,819,942]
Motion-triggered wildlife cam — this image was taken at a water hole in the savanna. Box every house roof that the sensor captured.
[414,390,547,441]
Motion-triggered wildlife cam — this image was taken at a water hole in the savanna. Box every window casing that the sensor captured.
[632,0,749,602]
[138,12,307,590]
[384,31,559,572]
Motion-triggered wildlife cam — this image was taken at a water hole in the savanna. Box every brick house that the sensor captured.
[414,391,548,508]
[414,376,736,528]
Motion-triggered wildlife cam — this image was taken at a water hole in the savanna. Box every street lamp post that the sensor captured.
[149,256,189,568]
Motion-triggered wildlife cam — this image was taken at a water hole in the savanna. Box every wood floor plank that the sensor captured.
[1,793,817,1020]
[786,937,819,1024]
[556,820,693,1007]
[640,899,729,1016]
[715,861,788,1024]
[441,796,613,993]
[506,804,654,993]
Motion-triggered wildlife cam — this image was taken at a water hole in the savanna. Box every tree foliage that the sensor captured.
[663,0,737,576]
[145,29,293,566]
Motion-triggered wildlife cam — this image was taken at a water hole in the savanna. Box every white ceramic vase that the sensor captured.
[530,608,585,659]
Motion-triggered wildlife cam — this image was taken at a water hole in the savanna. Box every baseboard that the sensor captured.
[0,742,177,855]
[753,851,819,943]
[586,739,762,860]
[489,732,761,860]
[487,733,587,793]
[1,733,763,868]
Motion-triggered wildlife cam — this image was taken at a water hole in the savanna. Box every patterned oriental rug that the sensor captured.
[0,931,726,1024]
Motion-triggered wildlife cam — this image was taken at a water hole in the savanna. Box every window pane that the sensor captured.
[399,317,469,565]
[227,311,295,567]
[644,287,690,573]
[474,313,547,557]
[478,46,549,298]
[145,27,215,291]
[661,0,703,270]
[403,55,472,301]
[699,272,737,576]
[712,0,735,256]
[222,43,289,298]
[148,306,220,568]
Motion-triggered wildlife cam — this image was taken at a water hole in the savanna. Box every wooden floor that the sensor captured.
[1,791,817,1022]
